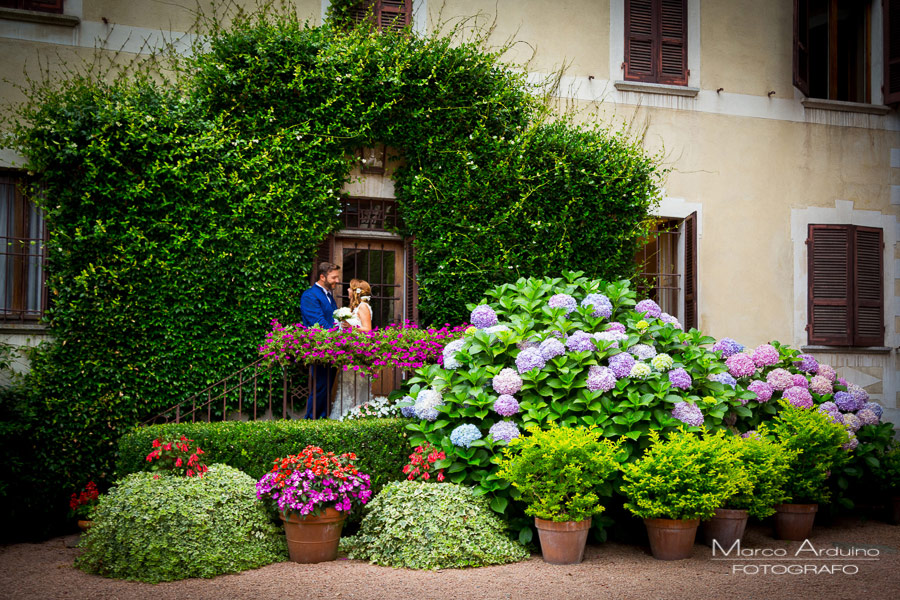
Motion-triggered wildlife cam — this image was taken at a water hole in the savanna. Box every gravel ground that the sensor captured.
[1,517,899,600]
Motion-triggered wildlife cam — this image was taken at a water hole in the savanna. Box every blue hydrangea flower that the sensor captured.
[413,389,444,421]
[566,330,596,353]
[548,293,577,315]
[581,293,613,318]
[470,305,498,329]
[442,338,465,370]
[450,424,483,448]
[709,372,737,389]
[629,343,657,360]
[538,337,566,361]
[862,402,883,418]
[515,347,546,374]
[672,401,703,427]
[493,394,520,417]
[488,421,521,444]
[484,324,511,336]
[635,299,662,318]
[834,391,862,412]
[794,354,819,374]
[711,338,745,358]
[593,330,628,348]
[399,395,417,418]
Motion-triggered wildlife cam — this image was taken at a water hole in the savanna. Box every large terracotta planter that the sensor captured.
[643,518,699,560]
[773,503,817,540]
[281,508,347,563]
[701,508,749,549]
[534,517,592,564]
[77,519,93,532]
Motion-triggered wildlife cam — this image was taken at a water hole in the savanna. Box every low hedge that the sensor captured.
[116,419,410,493]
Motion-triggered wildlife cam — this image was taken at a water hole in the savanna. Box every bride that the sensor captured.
[329,278,373,419]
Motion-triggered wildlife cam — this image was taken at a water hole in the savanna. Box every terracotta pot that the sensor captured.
[701,508,748,549]
[534,517,592,564]
[773,503,817,540]
[77,519,93,532]
[643,517,699,560]
[281,508,347,563]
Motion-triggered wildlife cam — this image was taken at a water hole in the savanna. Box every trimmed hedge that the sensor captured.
[116,419,410,493]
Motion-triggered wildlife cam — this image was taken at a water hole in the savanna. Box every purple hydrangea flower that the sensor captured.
[635,299,662,318]
[400,405,417,418]
[726,353,756,378]
[566,330,596,353]
[493,394,520,417]
[442,338,465,370]
[842,413,862,432]
[712,338,745,358]
[450,424,482,448]
[668,368,692,390]
[794,354,819,374]
[836,376,848,388]
[818,364,837,383]
[516,337,540,351]
[492,368,523,395]
[818,401,839,413]
[710,372,737,389]
[791,374,809,389]
[539,337,566,361]
[809,375,833,396]
[751,344,780,368]
[834,391,861,412]
[766,368,794,391]
[660,312,683,330]
[548,293,577,315]
[470,305,498,329]
[581,293,613,318]
[818,408,843,425]
[586,365,617,392]
[605,322,626,334]
[547,330,568,341]
[672,401,704,427]
[748,380,774,403]
[848,383,869,406]
[609,353,636,378]
[856,409,879,426]
[783,386,814,409]
[741,430,761,440]
[862,402,883,418]
[629,344,657,360]
[488,421,521,444]
[842,431,858,451]
[515,347,546,374]
[630,362,652,380]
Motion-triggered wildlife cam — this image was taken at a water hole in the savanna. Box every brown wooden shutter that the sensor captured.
[349,0,375,25]
[311,235,334,285]
[404,237,418,324]
[682,211,697,331]
[885,0,900,104]
[807,225,851,345]
[793,0,810,96]
[625,0,656,81]
[379,0,410,33]
[853,226,884,346]
[658,0,687,85]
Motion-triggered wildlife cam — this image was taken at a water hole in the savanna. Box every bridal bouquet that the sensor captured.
[333,307,352,323]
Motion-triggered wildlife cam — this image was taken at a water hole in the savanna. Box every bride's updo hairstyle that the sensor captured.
[348,278,372,311]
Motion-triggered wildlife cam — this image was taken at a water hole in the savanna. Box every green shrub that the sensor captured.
[116,419,409,494]
[496,424,624,522]
[725,431,797,518]
[620,429,744,521]
[75,464,287,582]
[339,480,529,569]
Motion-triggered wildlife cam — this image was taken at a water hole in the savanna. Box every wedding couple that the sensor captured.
[300,262,373,419]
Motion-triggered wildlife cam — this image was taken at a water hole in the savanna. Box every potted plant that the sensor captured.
[620,428,742,560]
[767,401,849,540]
[496,424,623,564]
[256,445,373,563]
[872,439,900,524]
[69,481,100,531]
[702,431,796,548]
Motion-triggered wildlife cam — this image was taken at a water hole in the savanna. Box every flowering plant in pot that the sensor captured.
[496,424,624,564]
[620,428,743,560]
[69,481,100,529]
[256,445,372,563]
[766,401,849,540]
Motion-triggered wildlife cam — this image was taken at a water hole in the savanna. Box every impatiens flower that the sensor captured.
[856,409,879,426]
[668,368,692,390]
[450,424,482,448]
[794,354,819,374]
[818,364,837,383]
[515,347,546,374]
[635,299,662,318]
[539,337,566,360]
[748,380,774,403]
[488,421,521,444]
[862,402,883,418]
[709,372,737,389]
[712,338,745,358]
[650,353,674,372]
[413,389,444,421]
[629,362,652,380]
[586,366,617,392]
[766,368,794,391]
[842,413,862,432]
[493,395,520,417]
[548,293,577,315]
[629,343,657,360]
[809,375,833,396]
[492,368,523,395]
[672,401,704,427]
[842,431,858,451]
[726,353,756,378]
[470,305,498,329]
[581,293,613,318]
[566,330,596,353]
[609,353,636,378]
[791,374,809,389]
[605,322,626,334]
[834,391,861,412]
[751,344,780,367]
[783,386,814,409]
[660,313,683,330]
[442,338,465,370]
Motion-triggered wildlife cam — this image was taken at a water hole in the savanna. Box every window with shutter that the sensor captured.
[886,0,900,104]
[348,0,411,32]
[635,213,696,330]
[0,174,48,322]
[625,0,687,86]
[807,224,883,346]
[404,237,418,324]
[0,0,64,13]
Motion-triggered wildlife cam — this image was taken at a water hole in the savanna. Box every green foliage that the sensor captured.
[116,419,409,497]
[496,424,623,522]
[768,401,849,504]
[833,422,900,500]
[75,464,287,582]
[339,480,529,569]
[620,429,743,521]
[725,431,797,518]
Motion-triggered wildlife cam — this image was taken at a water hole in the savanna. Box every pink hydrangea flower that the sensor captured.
[726,353,756,378]
[783,386,813,409]
[766,368,794,391]
[748,380,774,403]
[791,374,809,389]
[817,364,837,383]
[809,375,833,396]
[751,344,780,367]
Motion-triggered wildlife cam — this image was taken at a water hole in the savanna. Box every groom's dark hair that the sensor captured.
[317,262,340,280]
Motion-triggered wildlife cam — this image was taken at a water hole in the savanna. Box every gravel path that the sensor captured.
[2,517,899,600]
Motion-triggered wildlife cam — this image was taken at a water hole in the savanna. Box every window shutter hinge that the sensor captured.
[805,323,811,332]
[805,238,811,245]
[687,69,691,77]
[621,62,626,70]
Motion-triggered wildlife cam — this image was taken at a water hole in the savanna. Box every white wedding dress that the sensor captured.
[328,301,373,420]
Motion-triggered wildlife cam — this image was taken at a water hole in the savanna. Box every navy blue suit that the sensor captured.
[300,283,338,419]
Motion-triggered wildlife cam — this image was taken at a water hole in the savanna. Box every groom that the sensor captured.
[300,262,341,419]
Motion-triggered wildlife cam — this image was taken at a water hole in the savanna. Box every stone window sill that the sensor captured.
[800,345,893,355]
[801,98,891,116]
[0,7,79,27]
[614,81,700,98]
